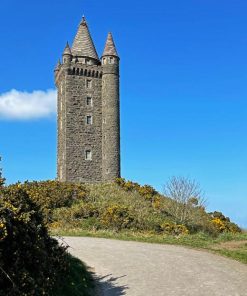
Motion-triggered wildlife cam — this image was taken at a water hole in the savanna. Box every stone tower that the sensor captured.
[55,17,120,183]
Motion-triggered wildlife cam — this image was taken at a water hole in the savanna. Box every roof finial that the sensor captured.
[80,15,86,25]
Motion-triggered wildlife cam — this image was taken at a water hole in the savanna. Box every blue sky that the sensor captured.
[0,0,247,227]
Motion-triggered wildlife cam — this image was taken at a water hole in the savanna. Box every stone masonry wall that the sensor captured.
[56,70,66,181]
[57,65,103,182]
[102,62,120,181]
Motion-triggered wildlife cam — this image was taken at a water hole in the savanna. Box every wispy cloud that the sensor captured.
[0,89,57,120]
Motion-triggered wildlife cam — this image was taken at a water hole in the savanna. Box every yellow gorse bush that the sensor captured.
[0,218,7,240]
[212,218,226,232]
[161,222,189,236]
[101,205,133,231]
[209,211,241,234]
[0,185,69,295]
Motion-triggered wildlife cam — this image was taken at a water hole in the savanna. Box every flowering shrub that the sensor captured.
[161,222,189,236]
[209,211,241,233]
[115,178,158,201]
[0,186,68,296]
[101,205,134,231]
[20,180,87,223]
[212,218,227,232]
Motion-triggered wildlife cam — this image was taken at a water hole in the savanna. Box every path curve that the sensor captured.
[62,237,247,296]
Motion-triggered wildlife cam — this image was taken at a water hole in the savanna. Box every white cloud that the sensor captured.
[0,89,57,120]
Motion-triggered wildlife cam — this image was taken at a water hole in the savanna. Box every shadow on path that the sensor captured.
[94,274,128,296]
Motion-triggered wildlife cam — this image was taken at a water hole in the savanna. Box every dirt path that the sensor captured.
[62,237,247,296]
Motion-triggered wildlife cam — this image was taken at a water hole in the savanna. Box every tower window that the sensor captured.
[109,57,114,64]
[86,97,92,106]
[86,79,92,88]
[86,115,92,125]
[85,150,92,160]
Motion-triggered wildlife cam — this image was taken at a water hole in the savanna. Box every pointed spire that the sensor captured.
[71,16,99,60]
[63,42,72,55]
[102,32,118,57]
[54,59,61,72]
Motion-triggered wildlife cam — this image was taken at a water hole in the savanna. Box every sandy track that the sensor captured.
[62,237,247,296]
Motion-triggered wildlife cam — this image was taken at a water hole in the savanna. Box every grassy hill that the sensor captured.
[17,178,240,235]
[1,175,246,295]
[7,178,244,264]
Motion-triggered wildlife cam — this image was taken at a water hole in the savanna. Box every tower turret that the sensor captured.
[62,42,72,64]
[101,32,120,181]
[54,59,61,73]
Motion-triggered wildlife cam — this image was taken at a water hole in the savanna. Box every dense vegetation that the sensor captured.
[0,161,94,296]
[16,178,241,237]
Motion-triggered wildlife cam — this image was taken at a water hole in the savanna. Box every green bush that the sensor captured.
[209,211,241,233]
[101,205,134,231]
[115,178,159,201]
[21,180,87,223]
[161,222,189,236]
[0,186,68,296]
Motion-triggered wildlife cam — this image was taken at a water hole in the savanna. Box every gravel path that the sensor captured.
[62,237,247,296]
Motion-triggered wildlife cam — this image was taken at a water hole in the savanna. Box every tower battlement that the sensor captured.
[55,65,103,84]
[55,17,120,183]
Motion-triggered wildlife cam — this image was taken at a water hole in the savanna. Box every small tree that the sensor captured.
[0,156,5,187]
[164,176,206,224]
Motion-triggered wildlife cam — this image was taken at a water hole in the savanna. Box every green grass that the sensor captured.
[51,228,247,265]
[53,254,95,296]
[216,249,247,264]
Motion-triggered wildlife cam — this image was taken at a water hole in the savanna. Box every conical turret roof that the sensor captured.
[71,16,99,60]
[102,32,118,57]
[63,42,72,55]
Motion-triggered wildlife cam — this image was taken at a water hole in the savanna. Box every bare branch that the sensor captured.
[164,176,206,224]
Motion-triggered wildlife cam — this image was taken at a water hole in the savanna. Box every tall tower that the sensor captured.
[54,17,120,183]
[101,33,120,181]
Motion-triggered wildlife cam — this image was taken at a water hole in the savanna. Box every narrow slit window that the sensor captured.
[86,79,92,88]
[85,150,92,160]
[86,115,92,125]
[86,97,92,106]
